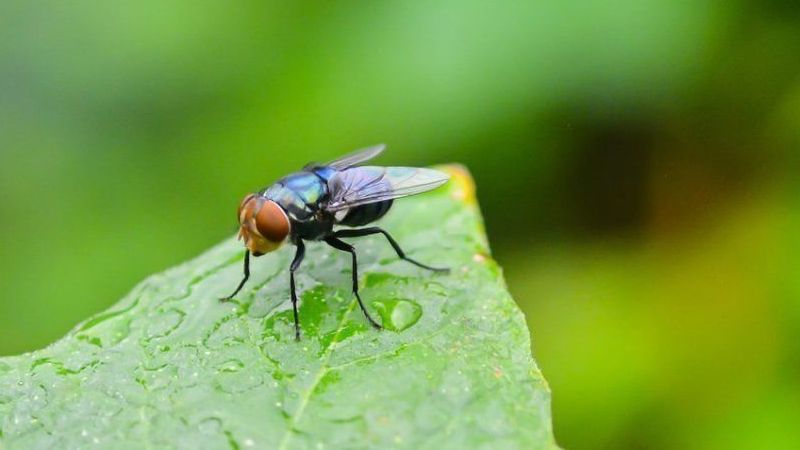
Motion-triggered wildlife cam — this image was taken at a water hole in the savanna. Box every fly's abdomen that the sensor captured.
[337,199,393,227]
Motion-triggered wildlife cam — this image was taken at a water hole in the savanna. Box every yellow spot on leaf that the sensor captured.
[436,164,476,205]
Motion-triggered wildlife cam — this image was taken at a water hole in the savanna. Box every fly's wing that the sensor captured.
[324,144,386,170]
[325,166,449,212]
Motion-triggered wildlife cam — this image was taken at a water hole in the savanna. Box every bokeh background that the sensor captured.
[1,1,799,449]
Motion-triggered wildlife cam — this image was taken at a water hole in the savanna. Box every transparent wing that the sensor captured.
[325,144,386,170]
[325,166,449,212]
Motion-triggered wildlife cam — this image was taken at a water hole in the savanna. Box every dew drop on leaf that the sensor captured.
[372,299,423,331]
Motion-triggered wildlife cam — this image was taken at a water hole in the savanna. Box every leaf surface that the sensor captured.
[0,166,557,449]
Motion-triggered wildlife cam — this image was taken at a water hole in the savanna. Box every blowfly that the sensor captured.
[221,144,450,340]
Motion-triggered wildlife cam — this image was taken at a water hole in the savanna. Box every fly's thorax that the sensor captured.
[263,179,336,240]
[237,195,290,256]
[264,172,329,222]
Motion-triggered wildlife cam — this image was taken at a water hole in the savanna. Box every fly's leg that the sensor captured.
[290,240,306,340]
[323,236,382,330]
[332,227,449,273]
[220,250,251,302]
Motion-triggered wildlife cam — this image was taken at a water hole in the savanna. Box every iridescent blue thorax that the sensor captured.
[261,168,335,240]
[309,165,337,181]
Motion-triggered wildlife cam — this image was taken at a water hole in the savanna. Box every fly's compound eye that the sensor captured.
[255,200,291,243]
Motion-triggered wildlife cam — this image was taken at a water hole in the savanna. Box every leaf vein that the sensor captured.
[276,298,358,450]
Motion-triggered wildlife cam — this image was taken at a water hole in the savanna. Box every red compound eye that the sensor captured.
[255,200,290,243]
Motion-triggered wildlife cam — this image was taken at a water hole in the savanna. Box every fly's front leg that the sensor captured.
[323,236,382,330]
[220,250,251,302]
[290,240,306,340]
[332,227,449,273]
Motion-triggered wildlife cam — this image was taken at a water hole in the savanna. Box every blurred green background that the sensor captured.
[1,1,799,449]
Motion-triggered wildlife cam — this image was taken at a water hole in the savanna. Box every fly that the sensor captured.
[221,144,450,340]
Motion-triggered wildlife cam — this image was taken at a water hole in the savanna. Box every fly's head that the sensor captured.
[237,194,291,256]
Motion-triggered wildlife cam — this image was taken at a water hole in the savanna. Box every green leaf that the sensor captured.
[0,166,557,449]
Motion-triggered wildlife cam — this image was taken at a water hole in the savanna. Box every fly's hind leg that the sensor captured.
[323,236,382,330]
[332,227,449,273]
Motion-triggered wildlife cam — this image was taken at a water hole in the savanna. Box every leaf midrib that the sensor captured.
[276,298,358,450]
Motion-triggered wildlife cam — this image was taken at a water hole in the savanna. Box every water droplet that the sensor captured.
[198,417,222,434]
[372,299,422,331]
[216,359,244,373]
[77,297,139,331]
[143,308,185,339]
[76,334,103,347]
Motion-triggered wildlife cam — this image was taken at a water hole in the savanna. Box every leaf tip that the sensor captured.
[436,164,477,206]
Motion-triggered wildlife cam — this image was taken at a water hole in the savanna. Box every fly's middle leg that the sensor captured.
[289,240,306,340]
